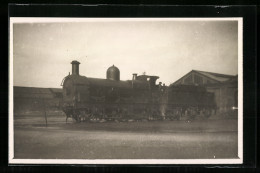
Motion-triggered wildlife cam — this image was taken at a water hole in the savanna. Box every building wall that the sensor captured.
[13,87,63,115]
[173,71,238,114]
[14,98,61,114]
[206,84,237,113]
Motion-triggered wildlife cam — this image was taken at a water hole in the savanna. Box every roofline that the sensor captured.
[192,70,236,78]
[172,69,236,85]
[172,70,193,85]
[14,86,62,89]
[192,70,221,83]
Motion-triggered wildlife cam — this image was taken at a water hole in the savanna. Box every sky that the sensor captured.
[12,19,239,88]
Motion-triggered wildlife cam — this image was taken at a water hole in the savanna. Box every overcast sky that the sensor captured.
[12,19,238,88]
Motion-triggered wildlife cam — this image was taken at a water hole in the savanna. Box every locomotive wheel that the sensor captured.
[176,114,181,121]
[153,110,161,121]
[142,108,150,121]
[90,106,105,122]
[79,110,91,122]
[164,110,171,121]
[72,110,81,123]
[64,109,73,123]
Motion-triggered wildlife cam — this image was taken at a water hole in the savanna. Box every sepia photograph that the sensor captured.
[9,18,243,164]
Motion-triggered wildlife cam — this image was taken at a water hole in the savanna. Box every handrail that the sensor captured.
[60,76,68,86]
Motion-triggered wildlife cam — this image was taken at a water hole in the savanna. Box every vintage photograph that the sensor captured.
[9,18,242,164]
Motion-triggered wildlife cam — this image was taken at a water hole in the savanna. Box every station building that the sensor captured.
[172,70,238,113]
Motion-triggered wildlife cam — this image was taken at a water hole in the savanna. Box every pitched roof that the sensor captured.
[193,70,236,82]
[173,70,237,85]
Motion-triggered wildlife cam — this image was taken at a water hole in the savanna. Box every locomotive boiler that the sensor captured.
[61,61,216,122]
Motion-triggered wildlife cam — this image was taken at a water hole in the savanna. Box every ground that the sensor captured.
[13,112,238,159]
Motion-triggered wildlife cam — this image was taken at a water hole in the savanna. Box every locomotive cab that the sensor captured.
[135,74,159,90]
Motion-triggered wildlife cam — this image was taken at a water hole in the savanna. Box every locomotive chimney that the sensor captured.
[71,60,80,75]
[132,73,137,80]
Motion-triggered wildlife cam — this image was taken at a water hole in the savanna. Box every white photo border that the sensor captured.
[9,17,243,165]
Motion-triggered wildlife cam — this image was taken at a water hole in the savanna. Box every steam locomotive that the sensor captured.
[61,61,216,122]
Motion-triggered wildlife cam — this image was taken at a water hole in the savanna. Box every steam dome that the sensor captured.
[106,65,120,81]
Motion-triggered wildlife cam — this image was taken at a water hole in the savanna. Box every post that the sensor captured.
[43,99,48,127]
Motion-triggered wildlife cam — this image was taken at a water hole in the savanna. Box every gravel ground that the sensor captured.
[13,114,238,159]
